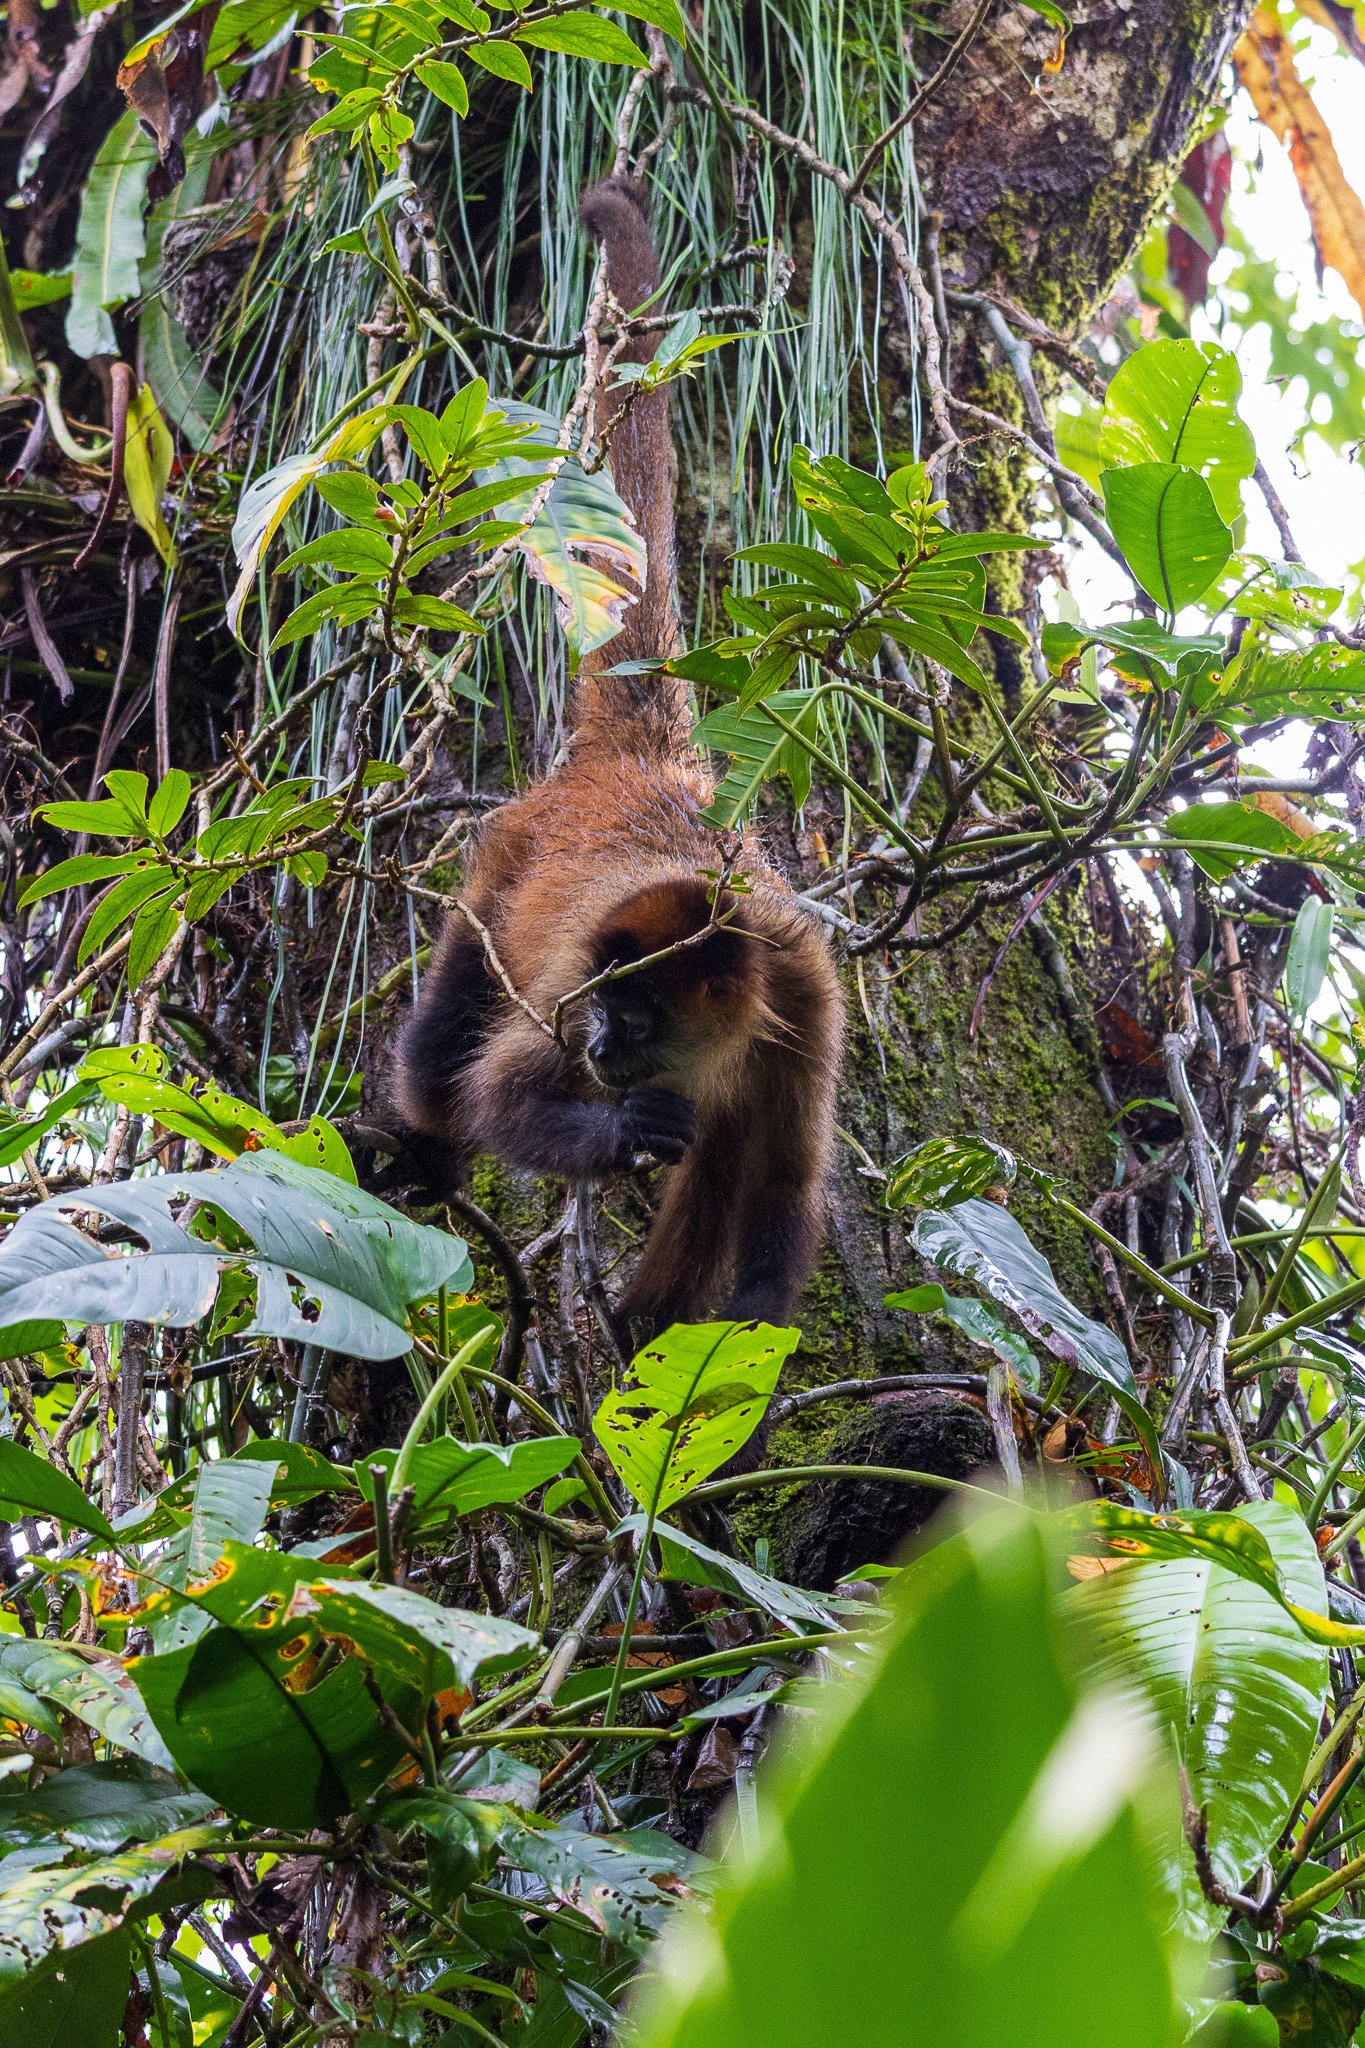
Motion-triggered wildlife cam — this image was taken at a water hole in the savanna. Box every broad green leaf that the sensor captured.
[1041,617,1221,684]
[312,1579,539,1691]
[279,528,392,575]
[102,772,150,826]
[0,1153,471,1361]
[516,17,647,64]
[416,56,469,112]
[0,1669,59,1741]
[885,1283,1040,1391]
[1069,1500,1329,1944]
[0,1440,114,1540]
[79,870,174,966]
[0,1925,133,2048]
[0,1763,214,1854]
[81,1047,284,1160]
[123,382,176,566]
[1285,894,1334,1023]
[0,1081,95,1170]
[613,0,687,32]
[137,137,222,453]
[36,794,146,839]
[594,1321,797,1513]
[65,113,157,359]
[694,689,821,825]
[913,1198,1162,1477]
[127,891,181,989]
[9,269,72,311]
[131,1553,534,1826]
[885,1136,1016,1210]
[1099,339,1256,524]
[146,769,191,838]
[141,301,221,453]
[131,1610,406,1830]
[628,1507,1181,2048]
[1102,463,1232,612]
[355,1434,578,1523]
[231,1438,350,1505]
[0,1827,221,1989]
[1195,643,1365,726]
[1166,799,1300,881]
[17,852,151,908]
[0,1642,174,1768]
[467,40,533,89]
[620,1516,836,1631]
[156,1454,282,1650]
[391,592,481,633]
[506,1820,702,1947]
[269,578,381,649]
[1064,1498,1365,1648]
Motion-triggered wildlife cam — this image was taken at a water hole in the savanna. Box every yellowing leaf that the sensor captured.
[1236,8,1365,319]
[227,404,392,640]
[124,381,176,567]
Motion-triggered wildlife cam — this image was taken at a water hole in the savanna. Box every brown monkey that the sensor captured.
[392,177,843,1335]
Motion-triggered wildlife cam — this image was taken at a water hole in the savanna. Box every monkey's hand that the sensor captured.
[618,1086,697,1166]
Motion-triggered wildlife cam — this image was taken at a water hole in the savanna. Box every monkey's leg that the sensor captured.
[621,1108,745,1337]
[725,1065,831,1326]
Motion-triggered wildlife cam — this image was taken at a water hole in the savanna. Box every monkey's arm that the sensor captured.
[462,1018,695,1178]
[389,918,496,1197]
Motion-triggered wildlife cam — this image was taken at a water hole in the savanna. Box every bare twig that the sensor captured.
[848,0,996,195]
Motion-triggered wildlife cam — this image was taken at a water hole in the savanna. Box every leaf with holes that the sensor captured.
[885,1136,1016,1211]
[0,1643,174,1769]
[594,1321,798,1514]
[913,1198,1162,1477]
[477,399,647,656]
[0,1827,221,1991]
[0,1151,469,1359]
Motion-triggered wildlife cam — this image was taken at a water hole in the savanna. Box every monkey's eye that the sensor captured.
[614,1004,654,1046]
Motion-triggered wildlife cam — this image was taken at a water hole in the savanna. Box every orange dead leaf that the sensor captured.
[1250,788,1316,839]
[1065,1553,1135,1581]
[1235,8,1365,319]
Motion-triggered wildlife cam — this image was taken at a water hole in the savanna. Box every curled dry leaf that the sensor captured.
[1236,7,1365,319]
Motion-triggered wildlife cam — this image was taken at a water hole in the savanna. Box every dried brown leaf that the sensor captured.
[1236,7,1365,319]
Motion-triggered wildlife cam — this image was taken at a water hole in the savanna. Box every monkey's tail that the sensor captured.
[573,177,690,753]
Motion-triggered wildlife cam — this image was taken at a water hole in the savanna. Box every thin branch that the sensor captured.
[848,0,996,195]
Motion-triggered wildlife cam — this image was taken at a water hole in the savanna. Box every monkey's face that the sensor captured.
[582,972,754,1092]
[583,982,671,1088]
